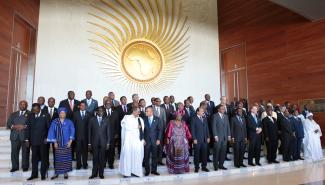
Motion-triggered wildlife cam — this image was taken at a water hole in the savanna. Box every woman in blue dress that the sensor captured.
[47,107,75,179]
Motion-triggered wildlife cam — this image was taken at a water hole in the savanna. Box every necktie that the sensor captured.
[81,111,85,119]
[238,116,243,125]
[69,100,73,111]
[200,116,203,122]
[186,108,190,116]
[166,105,169,110]
[253,115,257,124]
[149,117,153,127]
[98,117,102,126]
[156,107,160,116]
[123,105,127,113]
[49,108,53,119]
[35,114,38,118]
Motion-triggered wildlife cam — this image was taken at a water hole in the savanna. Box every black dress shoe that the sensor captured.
[299,157,304,160]
[10,169,18,173]
[194,168,199,173]
[89,175,96,179]
[51,175,58,180]
[76,167,81,170]
[151,171,160,175]
[202,168,209,172]
[108,165,114,169]
[145,172,150,176]
[235,165,240,168]
[214,167,218,171]
[23,168,28,172]
[158,162,165,165]
[256,163,262,166]
[64,174,68,179]
[248,163,256,166]
[273,160,280,163]
[219,166,227,170]
[207,159,212,162]
[27,176,37,180]
[99,175,104,179]
[41,177,46,180]
[241,164,247,167]
[225,157,231,161]
[83,166,88,169]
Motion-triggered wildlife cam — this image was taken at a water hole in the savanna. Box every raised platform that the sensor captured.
[0,129,322,185]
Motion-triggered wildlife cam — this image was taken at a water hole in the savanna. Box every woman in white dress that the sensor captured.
[303,112,323,161]
[119,107,145,177]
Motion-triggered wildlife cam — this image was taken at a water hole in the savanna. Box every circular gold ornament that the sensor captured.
[121,40,163,83]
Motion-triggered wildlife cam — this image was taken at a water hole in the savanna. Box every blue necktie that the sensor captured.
[254,115,257,125]
[98,117,102,126]
[149,117,153,127]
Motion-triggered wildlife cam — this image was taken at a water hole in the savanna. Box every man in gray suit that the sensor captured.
[6,100,31,172]
[211,104,231,171]
[152,98,166,165]
[81,90,98,115]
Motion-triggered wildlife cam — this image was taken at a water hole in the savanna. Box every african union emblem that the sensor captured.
[88,0,189,93]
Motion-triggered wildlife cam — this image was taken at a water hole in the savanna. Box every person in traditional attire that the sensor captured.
[47,107,75,180]
[119,107,145,177]
[304,113,323,161]
[165,112,192,174]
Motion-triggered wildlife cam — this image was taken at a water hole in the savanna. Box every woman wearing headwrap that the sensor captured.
[47,107,75,179]
[303,112,323,161]
[164,111,192,174]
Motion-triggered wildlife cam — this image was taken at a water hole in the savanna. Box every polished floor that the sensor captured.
[155,161,325,185]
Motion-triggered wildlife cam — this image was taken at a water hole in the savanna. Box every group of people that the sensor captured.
[6,90,323,181]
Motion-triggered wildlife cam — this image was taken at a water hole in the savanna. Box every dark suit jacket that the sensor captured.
[73,111,91,141]
[262,116,278,141]
[211,113,231,142]
[59,99,80,120]
[116,104,131,121]
[7,110,31,141]
[88,116,111,147]
[206,101,216,116]
[161,103,174,123]
[43,106,59,121]
[290,116,304,138]
[280,116,295,138]
[103,108,119,141]
[191,116,210,143]
[247,113,262,139]
[143,116,163,144]
[183,107,195,125]
[25,112,50,146]
[231,115,247,142]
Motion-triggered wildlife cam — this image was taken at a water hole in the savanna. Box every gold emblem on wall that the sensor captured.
[88,0,189,93]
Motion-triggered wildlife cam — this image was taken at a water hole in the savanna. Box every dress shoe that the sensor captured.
[248,163,256,166]
[41,177,46,180]
[207,159,212,162]
[214,167,218,171]
[89,175,96,179]
[51,175,58,180]
[194,168,199,173]
[99,175,104,179]
[202,168,209,172]
[256,163,262,166]
[145,172,150,176]
[240,164,247,167]
[219,166,227,170]
[108,165,114,169]
[225,157,231,161]
[23,168,28,172]
[64,174,68,179]
[158,162,165,166]
[10,169,18,173]
[235,165,240,168]
[76,167,81,170]
[151,171,160,176]
[273,160,280,163]
[27,176,37,181]
[83,166,88,170]
[299,157,304,160]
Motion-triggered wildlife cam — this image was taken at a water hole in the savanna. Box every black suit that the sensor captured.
[103,108,119,168]
[161,104,174,124]
[143,116,163,173]
[247,113,262,164]
[43,106,58,121]
[191,116,210,169]
[73,110,90,169]
[231,115,247,167]
[262,116,278,163]
[88,116,111,177]
[6,110,31,170]
[280,116,296,161]
[58,99,80,120]
[25,113,50,178]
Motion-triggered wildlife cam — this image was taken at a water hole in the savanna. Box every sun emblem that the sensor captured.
[88,0,190,93]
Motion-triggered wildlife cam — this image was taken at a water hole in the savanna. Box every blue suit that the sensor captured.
[290,116,304,160]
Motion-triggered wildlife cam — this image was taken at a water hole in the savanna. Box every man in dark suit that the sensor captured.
[205,94,215,116]
[81,90,98,116]
[169,95,178,112]
[6,100,31,172]
[290,109,304,160]
[73,102,90,169]
[152,98,166,165]
[127,94,139,111]
[59,90,80,120]
[88,107,111,179]
[183,99,195,125]
[37,96,48,113]
[161,96,174,124]
[103,100,119,169]
[139,99,146,119]
[143,107,163,176]
[25,103,50,180]
[231,108,247,168]
[280,110,296,162]
[115,96,129,156]
[191,107,210,173]
[262,107,279,164]
[247,106,263,166]
[108,91,120,107]
[211,104,231,171]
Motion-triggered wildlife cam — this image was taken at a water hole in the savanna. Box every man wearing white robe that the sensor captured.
[304,112,323,161]
[119,107,145,177]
